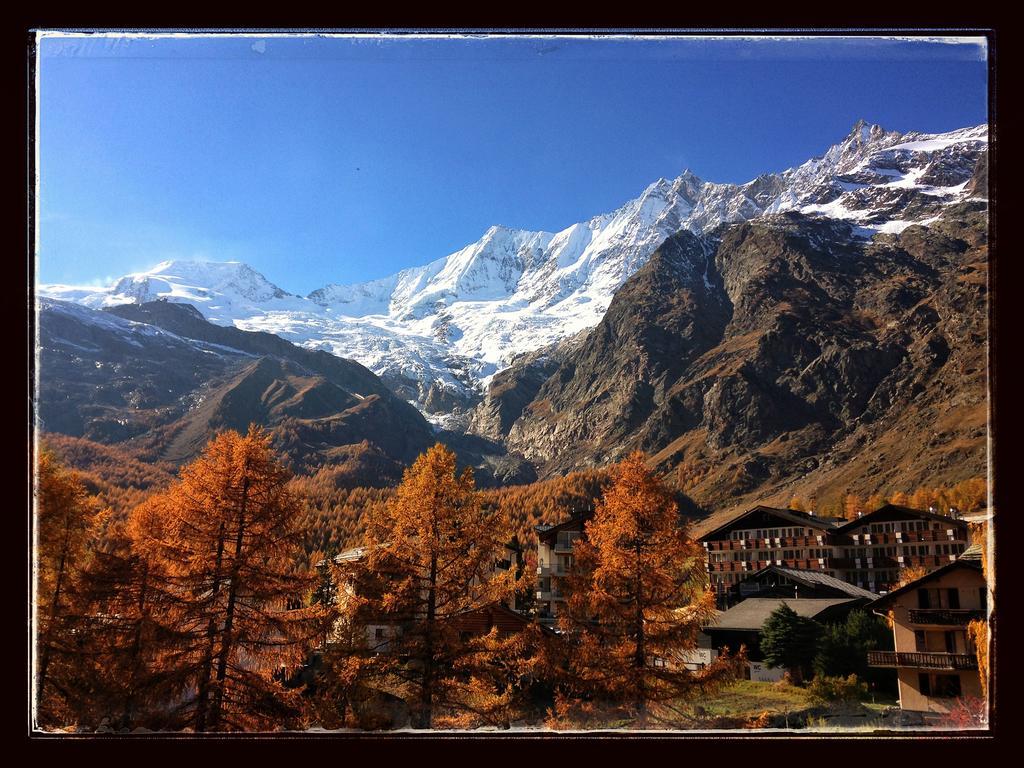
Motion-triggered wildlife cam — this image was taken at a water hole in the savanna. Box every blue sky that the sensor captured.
[37,34,988,294]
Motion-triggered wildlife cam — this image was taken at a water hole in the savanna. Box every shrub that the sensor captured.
[807,674,868,704]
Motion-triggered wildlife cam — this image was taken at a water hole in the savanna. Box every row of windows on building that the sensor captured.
[844,569,898,586]
[838,543,967,559]
[711,543,966,565]
[729,527,812,540]
[919,673,962,698]
[914,629,970,654]
[715,571,841,585]
[710,548,831,563]
[916,586,986,610]
[866,520,946,534]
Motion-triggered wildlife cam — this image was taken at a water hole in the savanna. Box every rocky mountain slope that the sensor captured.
[489,199,987,514]
[36,299,528,485]
[41,122,987,416]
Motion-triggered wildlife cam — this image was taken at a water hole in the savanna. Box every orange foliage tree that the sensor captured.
[338,443,533,729]
[553,452,744,729]
[844,493,864,521]
[34,449,99,727]
[60,509,188,730]
[126,426,327,731]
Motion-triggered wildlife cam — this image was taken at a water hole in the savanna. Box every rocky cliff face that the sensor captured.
[36,298,437,465]
[489,202,987,511]
[41,122,987,415]
[35,300,518,484]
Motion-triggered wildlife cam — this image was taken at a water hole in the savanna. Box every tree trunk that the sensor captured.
[37,521,72,714]
[634,540,647,729]
[195,522,226,732]
[419,552,438,729]
[210,476,249,730]
[122,561,149,728]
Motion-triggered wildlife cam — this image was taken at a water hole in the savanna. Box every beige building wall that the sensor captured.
[885,567,987,714]
[897,669,982,714]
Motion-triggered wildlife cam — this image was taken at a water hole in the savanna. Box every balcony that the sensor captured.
[908,609,986,626]
[703,535,834,551]
[554,534,582,553]
[708,558,835,573]
[867,651,978,670]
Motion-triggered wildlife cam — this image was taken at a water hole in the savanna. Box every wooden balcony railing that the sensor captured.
[554,536,582,553]
[867,651,978,670]
[707,558,839,573]
[908,609,986,626]
[846,530,966,545]
[702,535,834,551]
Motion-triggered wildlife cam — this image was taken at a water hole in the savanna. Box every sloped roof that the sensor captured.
[704,597,864,631]
[959,543,984,561]
[333,546,368,563]
[869,548,985,611]
[744,566,878,600]
[833,504,966,533]
[536,510,593,545]
[697,505,843,542]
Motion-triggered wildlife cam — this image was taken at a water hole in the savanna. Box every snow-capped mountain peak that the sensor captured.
[40,121,987,417]
[42,258,307,325]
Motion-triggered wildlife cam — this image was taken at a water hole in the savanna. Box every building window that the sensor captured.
[918,673,931,696]
[930,674,963,698]
[944,631,958,654]
[918,588,952,609]
[947,589,960,609]
[919,673,965,700]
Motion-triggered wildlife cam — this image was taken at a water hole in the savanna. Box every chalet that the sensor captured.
[831,504,970,593]
[326,540,534,653]
[699,504,970,603]
[698,506,846,602]
[702,596,870,664]
[866,544,988,716]
[732,565,878,602]
[534,509,593,624]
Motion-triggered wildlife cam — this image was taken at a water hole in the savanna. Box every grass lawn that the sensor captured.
[685,680,900,726]
[689,680,814,719]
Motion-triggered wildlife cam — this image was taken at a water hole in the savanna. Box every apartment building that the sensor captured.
[866,544,987,716]
[699,504,970,602]
[327,538,528,651]
[534,511,592,624]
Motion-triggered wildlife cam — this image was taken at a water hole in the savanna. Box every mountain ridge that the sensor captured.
[40,121,987,415]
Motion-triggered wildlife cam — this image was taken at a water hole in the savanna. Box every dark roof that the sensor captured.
[743,566,878,600]
[833,504,966,534]
[959,543,984,561]
[453,602,555,635]
[333,546,369,563]
[704,597,864,632]
[960,509,992,524]
[698,505,843,542]
[536,510,593,545]
[869,549,985,611]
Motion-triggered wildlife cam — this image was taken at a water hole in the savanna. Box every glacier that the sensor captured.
[39,121,988,416]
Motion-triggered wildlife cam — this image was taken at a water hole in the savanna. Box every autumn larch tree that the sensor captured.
[554,452,744,729]
[34,449,98,727]
[844,493,864,521]
[127,426,328,731]
[338,443,531,729]
[65,507,192,730]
